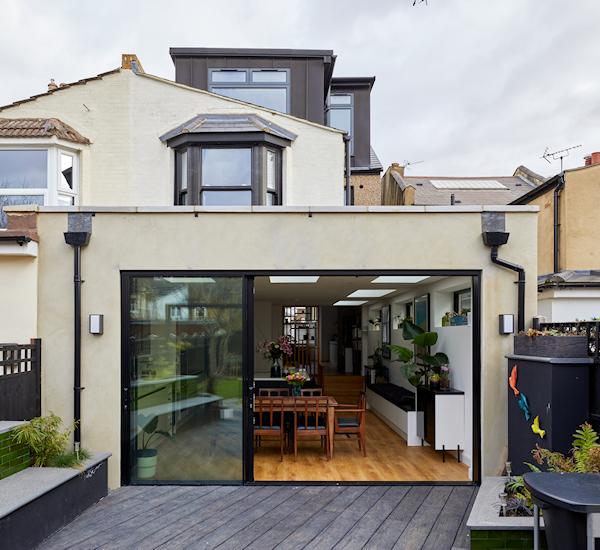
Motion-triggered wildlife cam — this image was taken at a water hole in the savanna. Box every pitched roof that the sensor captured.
[0,117,90,144]
[539,270,600,288]
[391,173,537,206]
[0,68,120,112]
[159,113,298,143]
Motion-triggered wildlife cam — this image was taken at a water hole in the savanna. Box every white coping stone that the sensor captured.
[467,476,544,530]
[0,452,111,519]
[0,421,27,435]
[8,205,539,214]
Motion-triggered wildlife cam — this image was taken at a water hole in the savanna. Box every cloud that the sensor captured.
[1,0,599,176]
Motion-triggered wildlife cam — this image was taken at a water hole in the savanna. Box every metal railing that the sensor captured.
[540,321,600,362]
[0,339,41,420]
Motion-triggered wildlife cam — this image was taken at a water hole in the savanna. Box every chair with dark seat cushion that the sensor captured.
[254,397,285,461]
[293,397,329,461]
[334,391,366,457]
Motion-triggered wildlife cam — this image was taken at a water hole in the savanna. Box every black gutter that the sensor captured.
[491,246,526,332]
[553,173,566,273]
[64,231,90,453]
[344,134,352,205]
[0,235,32,245]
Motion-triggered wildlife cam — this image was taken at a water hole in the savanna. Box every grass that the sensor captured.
[48,448,91,468]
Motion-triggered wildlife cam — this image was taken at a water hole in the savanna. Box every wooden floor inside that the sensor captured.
[254,411,470,482]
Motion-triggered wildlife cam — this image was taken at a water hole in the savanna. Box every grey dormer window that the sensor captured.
[328,93,354,153]
[208,69,290,113]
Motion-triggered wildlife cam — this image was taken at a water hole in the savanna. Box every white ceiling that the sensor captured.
[254,275,446,306]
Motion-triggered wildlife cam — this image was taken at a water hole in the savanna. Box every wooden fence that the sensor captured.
[0,339,41,421]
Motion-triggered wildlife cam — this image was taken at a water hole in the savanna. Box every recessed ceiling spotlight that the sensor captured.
[371,276,429,284]
[269,276,320,283]
[347,289,395,298]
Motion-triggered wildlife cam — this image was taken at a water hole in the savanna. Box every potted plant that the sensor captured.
[367,346,386,384]
[450,308,469,326]
[514,328,589,358]
[388,319,449,388]
[136,415,171,479]
[258,336,293,377]
[442,312,453,327]
[429,373,441,390]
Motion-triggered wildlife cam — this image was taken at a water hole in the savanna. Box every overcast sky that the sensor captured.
[2,0,599,177]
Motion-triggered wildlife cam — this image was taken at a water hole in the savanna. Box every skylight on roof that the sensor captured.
[430,179,507,190]
[347,289,395,298]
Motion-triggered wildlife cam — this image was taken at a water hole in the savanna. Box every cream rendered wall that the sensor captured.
[0,255,37,342]
[33,207,537,488]
[0,70,345,207]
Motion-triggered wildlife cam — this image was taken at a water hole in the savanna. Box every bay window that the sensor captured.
[0,146,80,226]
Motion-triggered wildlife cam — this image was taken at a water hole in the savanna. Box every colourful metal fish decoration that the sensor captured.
[518,393,531,421]
[509,365,519,396]
[531,415,546,438]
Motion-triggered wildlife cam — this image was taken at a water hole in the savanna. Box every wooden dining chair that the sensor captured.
[300,388,322,396]
[293,397,329,461]
[258,388,290,396]
[254,397,285,461]
[334,391,367,457]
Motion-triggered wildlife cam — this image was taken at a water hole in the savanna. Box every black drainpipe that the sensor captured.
[482,231,526,333]
[64,229,91,453]
[343,134,352,205]
[553,173,566,274]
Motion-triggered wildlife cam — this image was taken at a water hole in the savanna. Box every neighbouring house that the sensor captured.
[381,162,542,206]
[0,51,539,491]
[512,152,600,322]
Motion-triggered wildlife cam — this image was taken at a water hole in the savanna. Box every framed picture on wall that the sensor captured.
[414,294,430,331]
[381,305,391,358]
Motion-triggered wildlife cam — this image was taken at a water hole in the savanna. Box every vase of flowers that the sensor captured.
[258,336,293,378]
[286,371,308,396]
[440,364,451,390]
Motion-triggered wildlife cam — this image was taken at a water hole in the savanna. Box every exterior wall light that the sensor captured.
[89,314,104,335]
[499,314,514,335]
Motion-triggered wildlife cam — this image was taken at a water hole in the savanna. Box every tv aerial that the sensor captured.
[541,144,582,173]
[403,159,424,172]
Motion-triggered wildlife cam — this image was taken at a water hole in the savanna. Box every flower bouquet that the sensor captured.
[258,336,293,377]
[286,371,308,396]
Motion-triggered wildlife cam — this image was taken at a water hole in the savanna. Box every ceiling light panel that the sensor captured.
[269,276,320,283]
[371,276,429,284]
[334,300,368,306]
[347,289,395,298]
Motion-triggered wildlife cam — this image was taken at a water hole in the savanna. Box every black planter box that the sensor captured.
[513,335,589,358]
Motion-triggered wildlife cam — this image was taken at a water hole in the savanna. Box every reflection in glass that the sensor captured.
[202,190,252,206]
[211,87,288,113]
[202,148,251,187]
[128,276,244,482]
[266,150,276,190]
[210,70,247,83]
[251,70,287,83]
[59,153,73,189]
[329,109,352,134]
[0,150,47,188]
[330,94,352,105]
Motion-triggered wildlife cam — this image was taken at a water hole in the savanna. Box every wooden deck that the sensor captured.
[40,484,477,549]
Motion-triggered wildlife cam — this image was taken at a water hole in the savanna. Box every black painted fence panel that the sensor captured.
[0,339,41,421]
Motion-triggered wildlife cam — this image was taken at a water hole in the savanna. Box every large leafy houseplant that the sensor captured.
[388,319,448,387]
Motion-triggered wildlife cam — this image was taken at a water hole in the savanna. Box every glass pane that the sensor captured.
[211,87,288,113]
[329,108,352,134]
[0,194,44,227]
[0,150,47,188]
[266,150,276,190]
[128,276,244,482]
[59,153,74,190]
[202,190,252,206]
[251,70,287,83]
[202,148,251,187]
[179,151,188,191]
[210,69,247,83]
[266,192,276,206]
[330,94,352,105]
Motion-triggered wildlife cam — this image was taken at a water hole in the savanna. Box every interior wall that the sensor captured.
[319,306,338,363]
[364,276,474,469]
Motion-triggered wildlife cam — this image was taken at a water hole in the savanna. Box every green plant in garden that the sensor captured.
[11,413,86,467]
[388,319,448,387]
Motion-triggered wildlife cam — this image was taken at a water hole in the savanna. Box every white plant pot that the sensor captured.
[137,449,158,479]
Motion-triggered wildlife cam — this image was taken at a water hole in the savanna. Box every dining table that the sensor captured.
[253,395,338,458]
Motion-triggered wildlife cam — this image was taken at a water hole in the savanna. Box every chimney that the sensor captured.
[47,78,58,91]
[390,162,405,177]
[584,152,600,166]
[121,54,144,74]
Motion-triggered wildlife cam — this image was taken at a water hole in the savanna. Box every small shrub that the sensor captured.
[50,449,91,468]
[11,413,75,467]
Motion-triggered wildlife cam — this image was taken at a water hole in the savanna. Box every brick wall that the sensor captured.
[0,429,30,480]
[351,173,382,205]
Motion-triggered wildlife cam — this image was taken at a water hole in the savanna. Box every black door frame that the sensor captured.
[121,269,482,486]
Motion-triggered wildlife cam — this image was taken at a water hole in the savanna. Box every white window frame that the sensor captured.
[0,143,81,208]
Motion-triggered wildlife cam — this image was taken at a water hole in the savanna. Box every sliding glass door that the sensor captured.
[124,275,245,483]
